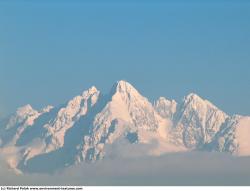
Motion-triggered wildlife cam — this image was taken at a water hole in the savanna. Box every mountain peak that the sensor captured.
[40,105,54,113]
[116,80,134,89]
[157,97,177,104]
[16,104,37,116]
[110,80,139,96]
[89,86,98,93]
[183,93,224,112]
[1,80,248,174]
[184,93,211,108]
[154,97,177,119]
[82,86,99,97]
[185,93,202,101]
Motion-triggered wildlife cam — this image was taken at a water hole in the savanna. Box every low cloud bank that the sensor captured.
[0,150,250,186]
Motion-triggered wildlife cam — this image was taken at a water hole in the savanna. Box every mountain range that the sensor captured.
[0,80,249,174]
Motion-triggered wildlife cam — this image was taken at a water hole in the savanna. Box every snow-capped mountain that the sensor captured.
[173,93,228,149]
[0,80,249,173]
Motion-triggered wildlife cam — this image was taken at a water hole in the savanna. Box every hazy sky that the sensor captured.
[0,0,250,116]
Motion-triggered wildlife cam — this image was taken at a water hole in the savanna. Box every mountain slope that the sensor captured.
[173,93,229,148]
[0,80,249,173]
[206,115,250,156]
[74,80,182,163]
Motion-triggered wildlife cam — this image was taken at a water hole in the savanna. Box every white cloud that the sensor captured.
[0,151,250,186]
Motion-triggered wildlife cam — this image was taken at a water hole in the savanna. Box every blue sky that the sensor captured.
[0,0,250,116]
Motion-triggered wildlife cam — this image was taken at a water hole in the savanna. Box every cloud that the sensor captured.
[0,150,250,186]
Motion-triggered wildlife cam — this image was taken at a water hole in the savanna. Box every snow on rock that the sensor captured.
[6,105,39,130]
[210,115,250,156]
[111,80,161,131]
[40,105,54,113]
[34,86,100,153]
[76,80,171,163]
[154,97,177,119]
[235,116,250,156]
[173,93,228,148]
[0,105,41,147]
[0,81,249,173]
[235,117,250,156]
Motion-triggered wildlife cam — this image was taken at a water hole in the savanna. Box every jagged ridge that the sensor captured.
[0,80,249,173]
